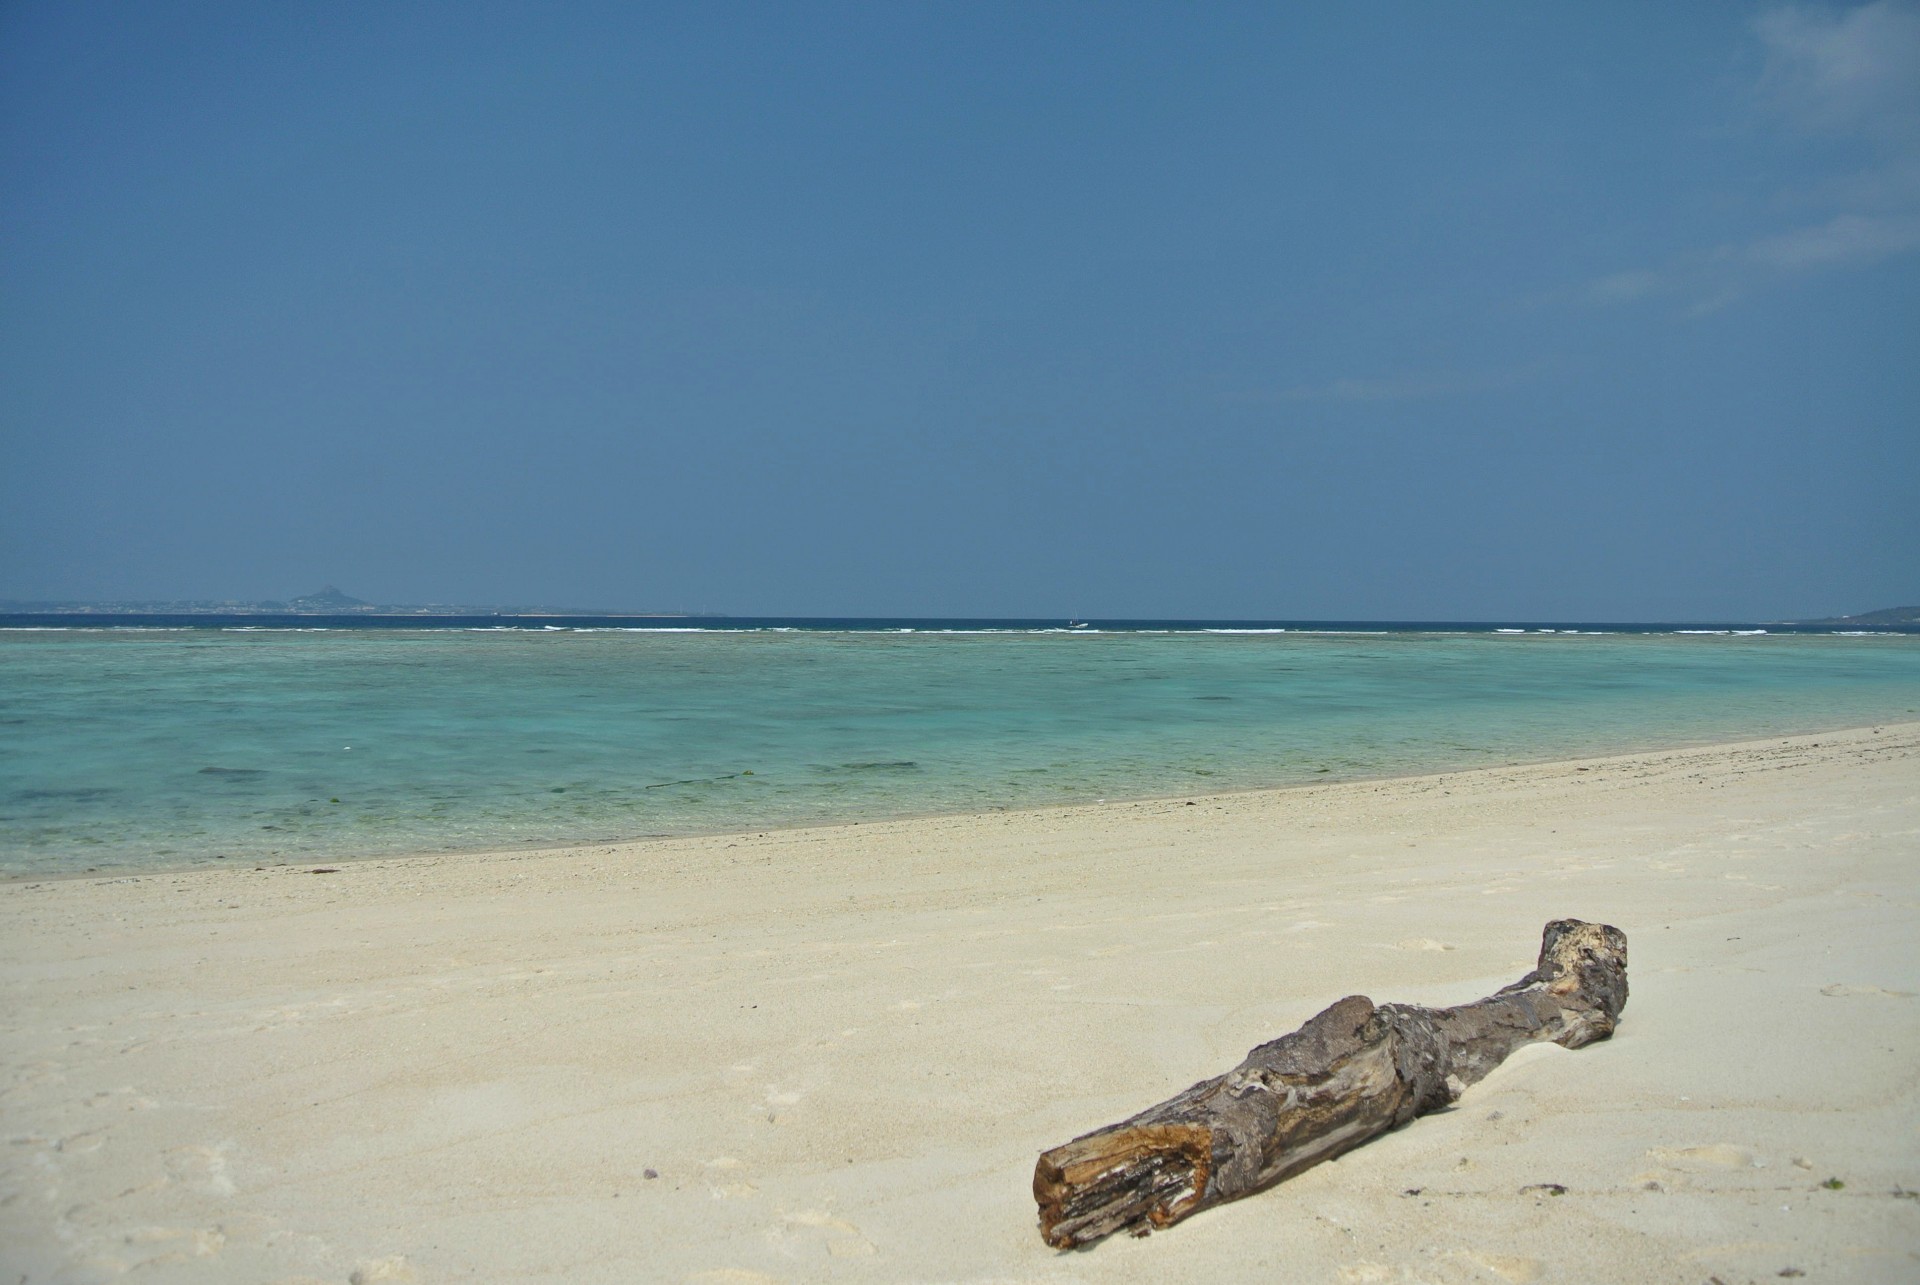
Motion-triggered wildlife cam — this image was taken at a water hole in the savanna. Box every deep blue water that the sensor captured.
[2,625,1917,875]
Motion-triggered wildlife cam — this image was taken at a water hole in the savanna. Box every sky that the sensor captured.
[2,2,1916,620]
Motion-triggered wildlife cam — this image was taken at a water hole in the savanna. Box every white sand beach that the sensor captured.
[3,725,1917,1284]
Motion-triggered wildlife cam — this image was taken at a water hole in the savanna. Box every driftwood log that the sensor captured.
[1034,918,1627,1248]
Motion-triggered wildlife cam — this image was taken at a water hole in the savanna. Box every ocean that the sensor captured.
[3,622,1918,876]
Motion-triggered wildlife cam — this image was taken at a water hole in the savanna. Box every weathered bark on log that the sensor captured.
[1033,918,1627,1248]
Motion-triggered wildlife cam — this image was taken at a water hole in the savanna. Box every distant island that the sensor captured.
[1803,605,1920,628]
[0,586,707,618]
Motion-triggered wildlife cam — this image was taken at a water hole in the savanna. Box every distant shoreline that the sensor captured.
[2,612,1916,634]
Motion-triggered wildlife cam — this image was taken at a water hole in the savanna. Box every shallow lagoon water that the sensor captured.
[2,628,1917,874]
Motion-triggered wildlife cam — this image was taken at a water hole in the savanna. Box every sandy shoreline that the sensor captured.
[3,725,1917,1282]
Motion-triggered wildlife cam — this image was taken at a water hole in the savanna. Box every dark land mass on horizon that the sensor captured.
[0,589,1916,634]
[1810,605,1920,627]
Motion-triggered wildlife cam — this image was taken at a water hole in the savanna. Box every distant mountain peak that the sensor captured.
[288,585,369,609]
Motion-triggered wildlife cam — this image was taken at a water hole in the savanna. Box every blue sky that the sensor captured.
[2,2,1915,619]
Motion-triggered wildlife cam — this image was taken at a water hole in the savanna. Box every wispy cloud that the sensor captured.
[1587,270,1664,304]
[1589,1,1920,311]
[1230,366,1535,406]
[1743,211,1920,268]
[1756,0,1920,140]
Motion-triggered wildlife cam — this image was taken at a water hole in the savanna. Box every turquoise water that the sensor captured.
[2,628,1918,875]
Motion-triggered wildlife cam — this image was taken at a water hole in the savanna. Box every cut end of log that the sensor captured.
[1034,1123,1212,1249]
